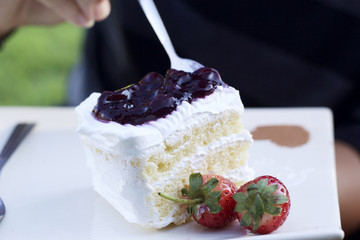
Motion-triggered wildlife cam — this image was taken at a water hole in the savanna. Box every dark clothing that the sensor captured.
[68,0,360,154]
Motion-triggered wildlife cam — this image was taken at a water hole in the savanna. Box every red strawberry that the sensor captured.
[158,173,237,228]
[232,175,290,234]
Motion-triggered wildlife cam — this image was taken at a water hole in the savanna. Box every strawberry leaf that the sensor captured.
[247,183,258,192]
[234,192,250,213]
[205,191,222,213]
[201,178,219,194]
[257,179,268,191]
[264,201,282,216]
[207,190,222,201]
[269,194,289,205]
[240,211,251,227]
[252,213,262,232]
[205,200,222,213]
[233,192,248,203]
[254,194,265,217]
[246,202,262,232]
[189,173,203,198]
[193,205,199,220]
[235,202,248,213]
[247,189,258,200]
[261,184,277,198]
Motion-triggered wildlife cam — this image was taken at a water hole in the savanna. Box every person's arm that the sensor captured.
[0,0,111,39]
[336,140,360,236]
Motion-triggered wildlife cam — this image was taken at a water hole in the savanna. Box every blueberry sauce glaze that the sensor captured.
[93,67,227,125]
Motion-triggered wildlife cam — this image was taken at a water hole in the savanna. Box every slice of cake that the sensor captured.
[75,67,253,228]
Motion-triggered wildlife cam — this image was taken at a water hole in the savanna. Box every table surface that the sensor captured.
[0,106,344,240]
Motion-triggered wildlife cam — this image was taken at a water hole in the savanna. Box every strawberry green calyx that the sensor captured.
[157,192,203,204]
[158,173,222,220]
[233,178,289,232]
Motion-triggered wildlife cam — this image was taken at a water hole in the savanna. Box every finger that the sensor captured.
[76,0,111,22]
[93,0,111,21]
[19,1,64,26]
[37,0,93,27]
[75,0,97,21]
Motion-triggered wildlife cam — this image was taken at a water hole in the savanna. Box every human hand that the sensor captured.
[0,0,111,37]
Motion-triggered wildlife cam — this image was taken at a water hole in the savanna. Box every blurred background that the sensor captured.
[0,23,83,106]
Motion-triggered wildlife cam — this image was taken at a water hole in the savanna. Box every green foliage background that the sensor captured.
[0,23,83,106]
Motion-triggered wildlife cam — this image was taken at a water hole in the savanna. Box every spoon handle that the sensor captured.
[0,123,35,170]
[138,0,178,62]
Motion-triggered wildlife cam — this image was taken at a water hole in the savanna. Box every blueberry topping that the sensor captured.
[93,67,226,125]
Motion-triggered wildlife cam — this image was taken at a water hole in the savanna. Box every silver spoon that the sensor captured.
[138,0,203,72]
[0,123,35,222]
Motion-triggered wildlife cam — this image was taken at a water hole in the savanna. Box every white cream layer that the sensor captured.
[75,86,245,154]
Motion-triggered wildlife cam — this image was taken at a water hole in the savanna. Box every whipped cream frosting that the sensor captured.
[76,86,245,153]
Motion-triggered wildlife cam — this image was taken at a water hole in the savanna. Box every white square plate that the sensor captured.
[0,107,344,239]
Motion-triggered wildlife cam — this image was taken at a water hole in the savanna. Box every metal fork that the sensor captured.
[138,0,204,72]
[0,123,35,222]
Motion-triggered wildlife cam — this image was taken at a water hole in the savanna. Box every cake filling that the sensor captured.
[93,67,227,125]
